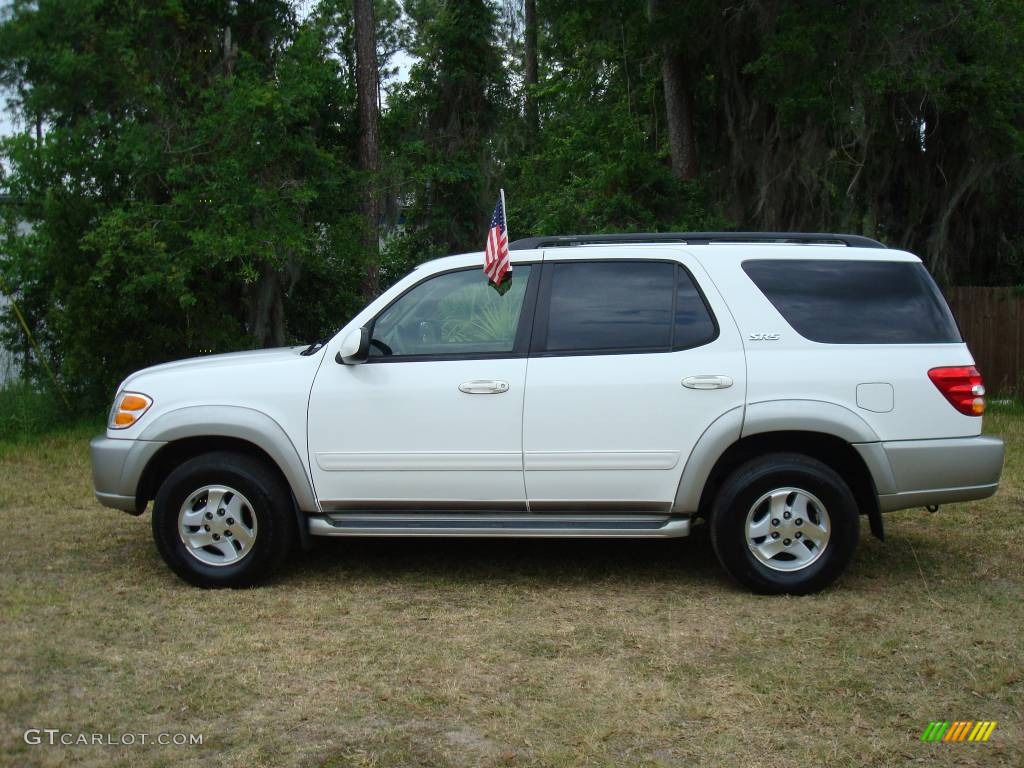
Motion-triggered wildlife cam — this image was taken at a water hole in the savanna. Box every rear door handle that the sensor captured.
[682,375,734,390]
[459,379,510,394]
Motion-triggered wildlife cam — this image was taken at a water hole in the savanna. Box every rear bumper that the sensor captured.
[855,435,1004,513]
[90,435,165,513]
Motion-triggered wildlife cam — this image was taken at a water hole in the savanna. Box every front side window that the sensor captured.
[370,266,532,358]
[539,261,717,353]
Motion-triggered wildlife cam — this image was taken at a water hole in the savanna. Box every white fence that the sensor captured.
[0,293,21,385]
[0,211,29,385]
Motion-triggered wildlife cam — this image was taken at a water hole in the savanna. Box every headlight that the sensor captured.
[109,391,153,429]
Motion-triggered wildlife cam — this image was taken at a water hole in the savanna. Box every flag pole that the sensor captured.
[500,187,508,242]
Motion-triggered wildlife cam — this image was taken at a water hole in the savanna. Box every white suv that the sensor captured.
[90,232,1004,593]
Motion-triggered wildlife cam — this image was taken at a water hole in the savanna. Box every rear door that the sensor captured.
[521,248,746,511]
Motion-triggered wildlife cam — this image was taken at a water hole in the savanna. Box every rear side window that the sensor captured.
[742,259,961,344]
[539,261,717,353]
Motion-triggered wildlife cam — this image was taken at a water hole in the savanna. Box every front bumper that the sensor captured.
[90,435,166,513]
[856,435,1004,513]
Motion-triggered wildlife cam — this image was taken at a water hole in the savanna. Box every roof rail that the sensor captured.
[507,232,886,250]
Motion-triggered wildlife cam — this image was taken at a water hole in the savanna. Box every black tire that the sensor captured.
[709,452,859,594]
[152,451,296,588]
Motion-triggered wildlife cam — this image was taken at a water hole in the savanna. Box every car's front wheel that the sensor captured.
[152,451,296,587]
[709,453,860,594]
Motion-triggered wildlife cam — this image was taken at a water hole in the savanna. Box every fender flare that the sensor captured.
[673,406,744,513]
[137,405,319,513]
[673,400,894,517]
[742,399,881,444]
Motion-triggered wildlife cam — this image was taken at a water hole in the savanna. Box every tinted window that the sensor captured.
[370,266,531,357]
[541,261,716,353]
[675,267,718,349]
[742,259,961,344]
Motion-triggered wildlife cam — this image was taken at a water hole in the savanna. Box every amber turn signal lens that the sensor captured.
[109,392,153,429]
[120,394,149,411]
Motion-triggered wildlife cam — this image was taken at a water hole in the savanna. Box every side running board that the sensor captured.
[308,513,691,539]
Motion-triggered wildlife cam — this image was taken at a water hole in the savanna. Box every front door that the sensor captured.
[522,251,745,511]
[307,264,537,512]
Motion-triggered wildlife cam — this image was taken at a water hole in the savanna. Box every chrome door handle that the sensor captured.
[459,379,510,394]
[682,375,734,390]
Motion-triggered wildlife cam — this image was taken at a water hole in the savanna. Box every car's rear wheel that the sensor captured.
[152,451,295,587]
[709,452,859,594]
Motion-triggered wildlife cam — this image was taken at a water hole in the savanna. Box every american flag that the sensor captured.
[483,190,511,284]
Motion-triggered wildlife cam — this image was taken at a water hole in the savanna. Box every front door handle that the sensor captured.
[459,379,510,394]
[682,375,734,390]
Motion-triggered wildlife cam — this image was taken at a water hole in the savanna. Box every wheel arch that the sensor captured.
[674,402,885,539]
[135,406,318,546]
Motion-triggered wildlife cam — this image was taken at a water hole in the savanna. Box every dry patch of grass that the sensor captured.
[1,416,1022,767]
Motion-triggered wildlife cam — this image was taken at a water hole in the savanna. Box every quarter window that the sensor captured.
[674,268,718,349]
[742,259,962,344]
[370,266,532,358]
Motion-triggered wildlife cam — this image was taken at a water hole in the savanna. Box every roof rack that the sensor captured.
[507,232,886,250]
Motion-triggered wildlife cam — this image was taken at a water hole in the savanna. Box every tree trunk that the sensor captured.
[247,266,286,348]
[222,25,238,75]
[524,0,538,134]
[927,160,988,283]
[649,0,697,180]
[354,0,381,300]
[660,51,698,180]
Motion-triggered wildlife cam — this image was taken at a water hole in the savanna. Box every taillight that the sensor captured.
[928,366,986,416]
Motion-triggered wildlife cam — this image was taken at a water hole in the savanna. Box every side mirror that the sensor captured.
[336,327,370,365]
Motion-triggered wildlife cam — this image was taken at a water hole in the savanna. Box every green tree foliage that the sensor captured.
[1,0,1022,407]
[502,0,721,235]
[0,0,364,405]
[708,0,1024,283]
[383,0,508,262]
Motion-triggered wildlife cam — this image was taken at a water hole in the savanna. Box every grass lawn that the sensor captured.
[0,415,1021,767]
